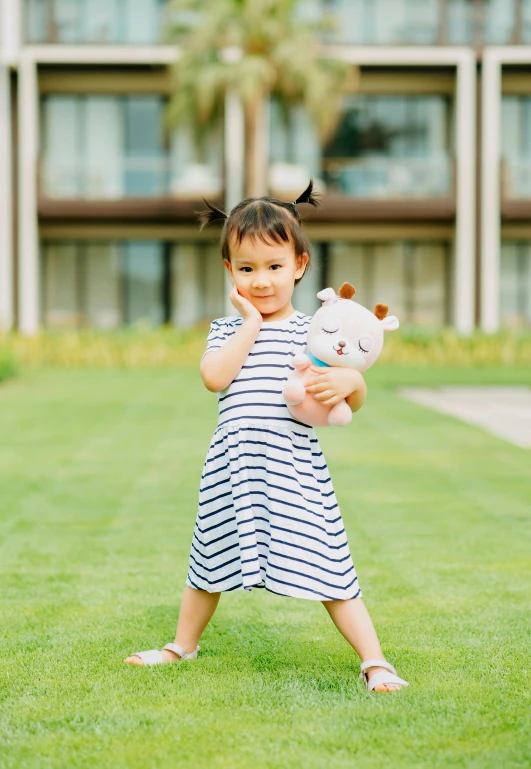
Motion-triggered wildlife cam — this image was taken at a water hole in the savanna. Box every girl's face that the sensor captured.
[224,236,309,319]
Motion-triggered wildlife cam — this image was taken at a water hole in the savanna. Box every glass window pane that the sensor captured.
[124,97,165,196]
[171,244,203,327]
[328,243,368,301]
[26,0,48,42]
[54,0,86,43]
[42,243,81,327]
[42,96,82,197]
[292,243,323,315]
[328,241,448,326]
[169,124,223,197]
[319,0,438,44]
[410,242,448,325]
[85,0,121,43]
[26,0,164,44]
[447,0,474,43]
[483,0,515,43]
[84,97,123,198]
[500,242,531,328]
[203,244,226,320]
[123,0,163,44]
[501,97,531,199]
[320,96,451,198]
[123,241,164,326]
[523,0,531,43]
[85,244,122,328]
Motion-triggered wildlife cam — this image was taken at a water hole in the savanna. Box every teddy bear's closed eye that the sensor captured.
[321,320,339,334]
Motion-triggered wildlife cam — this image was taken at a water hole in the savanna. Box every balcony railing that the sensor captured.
[39,157,223,199]
[321,156,454,199]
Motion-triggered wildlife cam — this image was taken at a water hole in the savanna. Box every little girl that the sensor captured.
[125,182,408,693]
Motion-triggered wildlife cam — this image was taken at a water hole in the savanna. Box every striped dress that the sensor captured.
[186,309,361,602]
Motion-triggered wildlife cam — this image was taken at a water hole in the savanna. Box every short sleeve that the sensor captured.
[200,318,233,363]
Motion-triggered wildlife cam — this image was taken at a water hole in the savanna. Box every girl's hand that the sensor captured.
[305,366,365,407]
[229,286,262,325]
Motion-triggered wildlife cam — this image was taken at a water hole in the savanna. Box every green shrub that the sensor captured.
[1,326,530,369]
[0,348,17,381]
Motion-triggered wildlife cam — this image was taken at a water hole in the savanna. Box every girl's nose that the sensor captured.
[252,273,271,288]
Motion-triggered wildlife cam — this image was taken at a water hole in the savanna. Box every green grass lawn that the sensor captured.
[1,366,530,769]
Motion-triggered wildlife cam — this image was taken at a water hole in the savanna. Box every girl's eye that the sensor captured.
[239,267,252,273]
[269,264,281,270]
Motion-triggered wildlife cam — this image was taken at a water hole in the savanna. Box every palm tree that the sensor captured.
[164,0,357,198]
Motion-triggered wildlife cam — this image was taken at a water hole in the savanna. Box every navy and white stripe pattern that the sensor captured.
[187,310,361,602]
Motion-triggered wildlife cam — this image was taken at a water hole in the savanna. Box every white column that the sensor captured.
[454,51,476,335]
[0,63,13,330]
[223,89,245,317]
[0,0,22,66]
[18,54,40,335]
[481,51,502,332]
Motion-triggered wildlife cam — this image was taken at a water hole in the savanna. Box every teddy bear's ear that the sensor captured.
[317,288,338,305]
[374,303,388,320]
[381,315,399,332]
[338,282,356,300]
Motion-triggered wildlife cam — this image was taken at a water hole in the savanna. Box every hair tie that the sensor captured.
[291,179,321,209]
[197,199,229,230]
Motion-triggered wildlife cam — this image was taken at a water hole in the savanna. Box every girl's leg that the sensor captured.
[322,597,401,692]
[125,586,221,665]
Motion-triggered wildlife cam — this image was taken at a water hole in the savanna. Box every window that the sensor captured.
[500,243,531,328]
[446,0,515,44]
[41,240,222,328]
[25,0,167,44]
[501,96,531,199]
[270,95,452,199]
[328,241,451,326]
[304,0,439,45]
[41,94,223,200]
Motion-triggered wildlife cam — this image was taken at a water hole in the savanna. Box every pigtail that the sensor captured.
[197,199,229,230]
[292,179,321,210]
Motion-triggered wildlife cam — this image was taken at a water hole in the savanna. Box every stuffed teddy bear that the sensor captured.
[282,282,399,427]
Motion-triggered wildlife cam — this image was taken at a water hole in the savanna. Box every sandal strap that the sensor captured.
[360,659,397,676]
[365,671,409,691]
[163,643,200,660]
[131,649,165,666]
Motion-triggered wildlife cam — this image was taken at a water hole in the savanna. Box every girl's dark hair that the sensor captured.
[197,181,321,285]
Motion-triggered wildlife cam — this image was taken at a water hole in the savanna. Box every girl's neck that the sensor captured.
[260,303,295,323]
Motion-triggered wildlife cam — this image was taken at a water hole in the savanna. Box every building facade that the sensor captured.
[1,0,530,334]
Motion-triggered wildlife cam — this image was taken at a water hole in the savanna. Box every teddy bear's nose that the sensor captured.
[338,340,346,348]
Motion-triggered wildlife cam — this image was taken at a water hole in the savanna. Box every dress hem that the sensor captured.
[186,576,362,603]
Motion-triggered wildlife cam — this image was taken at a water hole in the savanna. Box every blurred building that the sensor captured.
[1,0,530,333]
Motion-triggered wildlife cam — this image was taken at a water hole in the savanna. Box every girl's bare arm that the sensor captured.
[200,317,262,392]
[200,287,262,393]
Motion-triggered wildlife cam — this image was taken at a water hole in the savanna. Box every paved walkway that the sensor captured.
[399,386,531,449]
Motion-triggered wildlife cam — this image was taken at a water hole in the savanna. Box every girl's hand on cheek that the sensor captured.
[305,366,365,406]
[229,286,262,324]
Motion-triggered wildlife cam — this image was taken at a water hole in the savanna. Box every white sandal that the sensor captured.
[127,643,200,666]
[360,659,408,692]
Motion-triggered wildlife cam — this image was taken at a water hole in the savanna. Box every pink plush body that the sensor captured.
[282,285,399,428]
[283,355,353,427]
